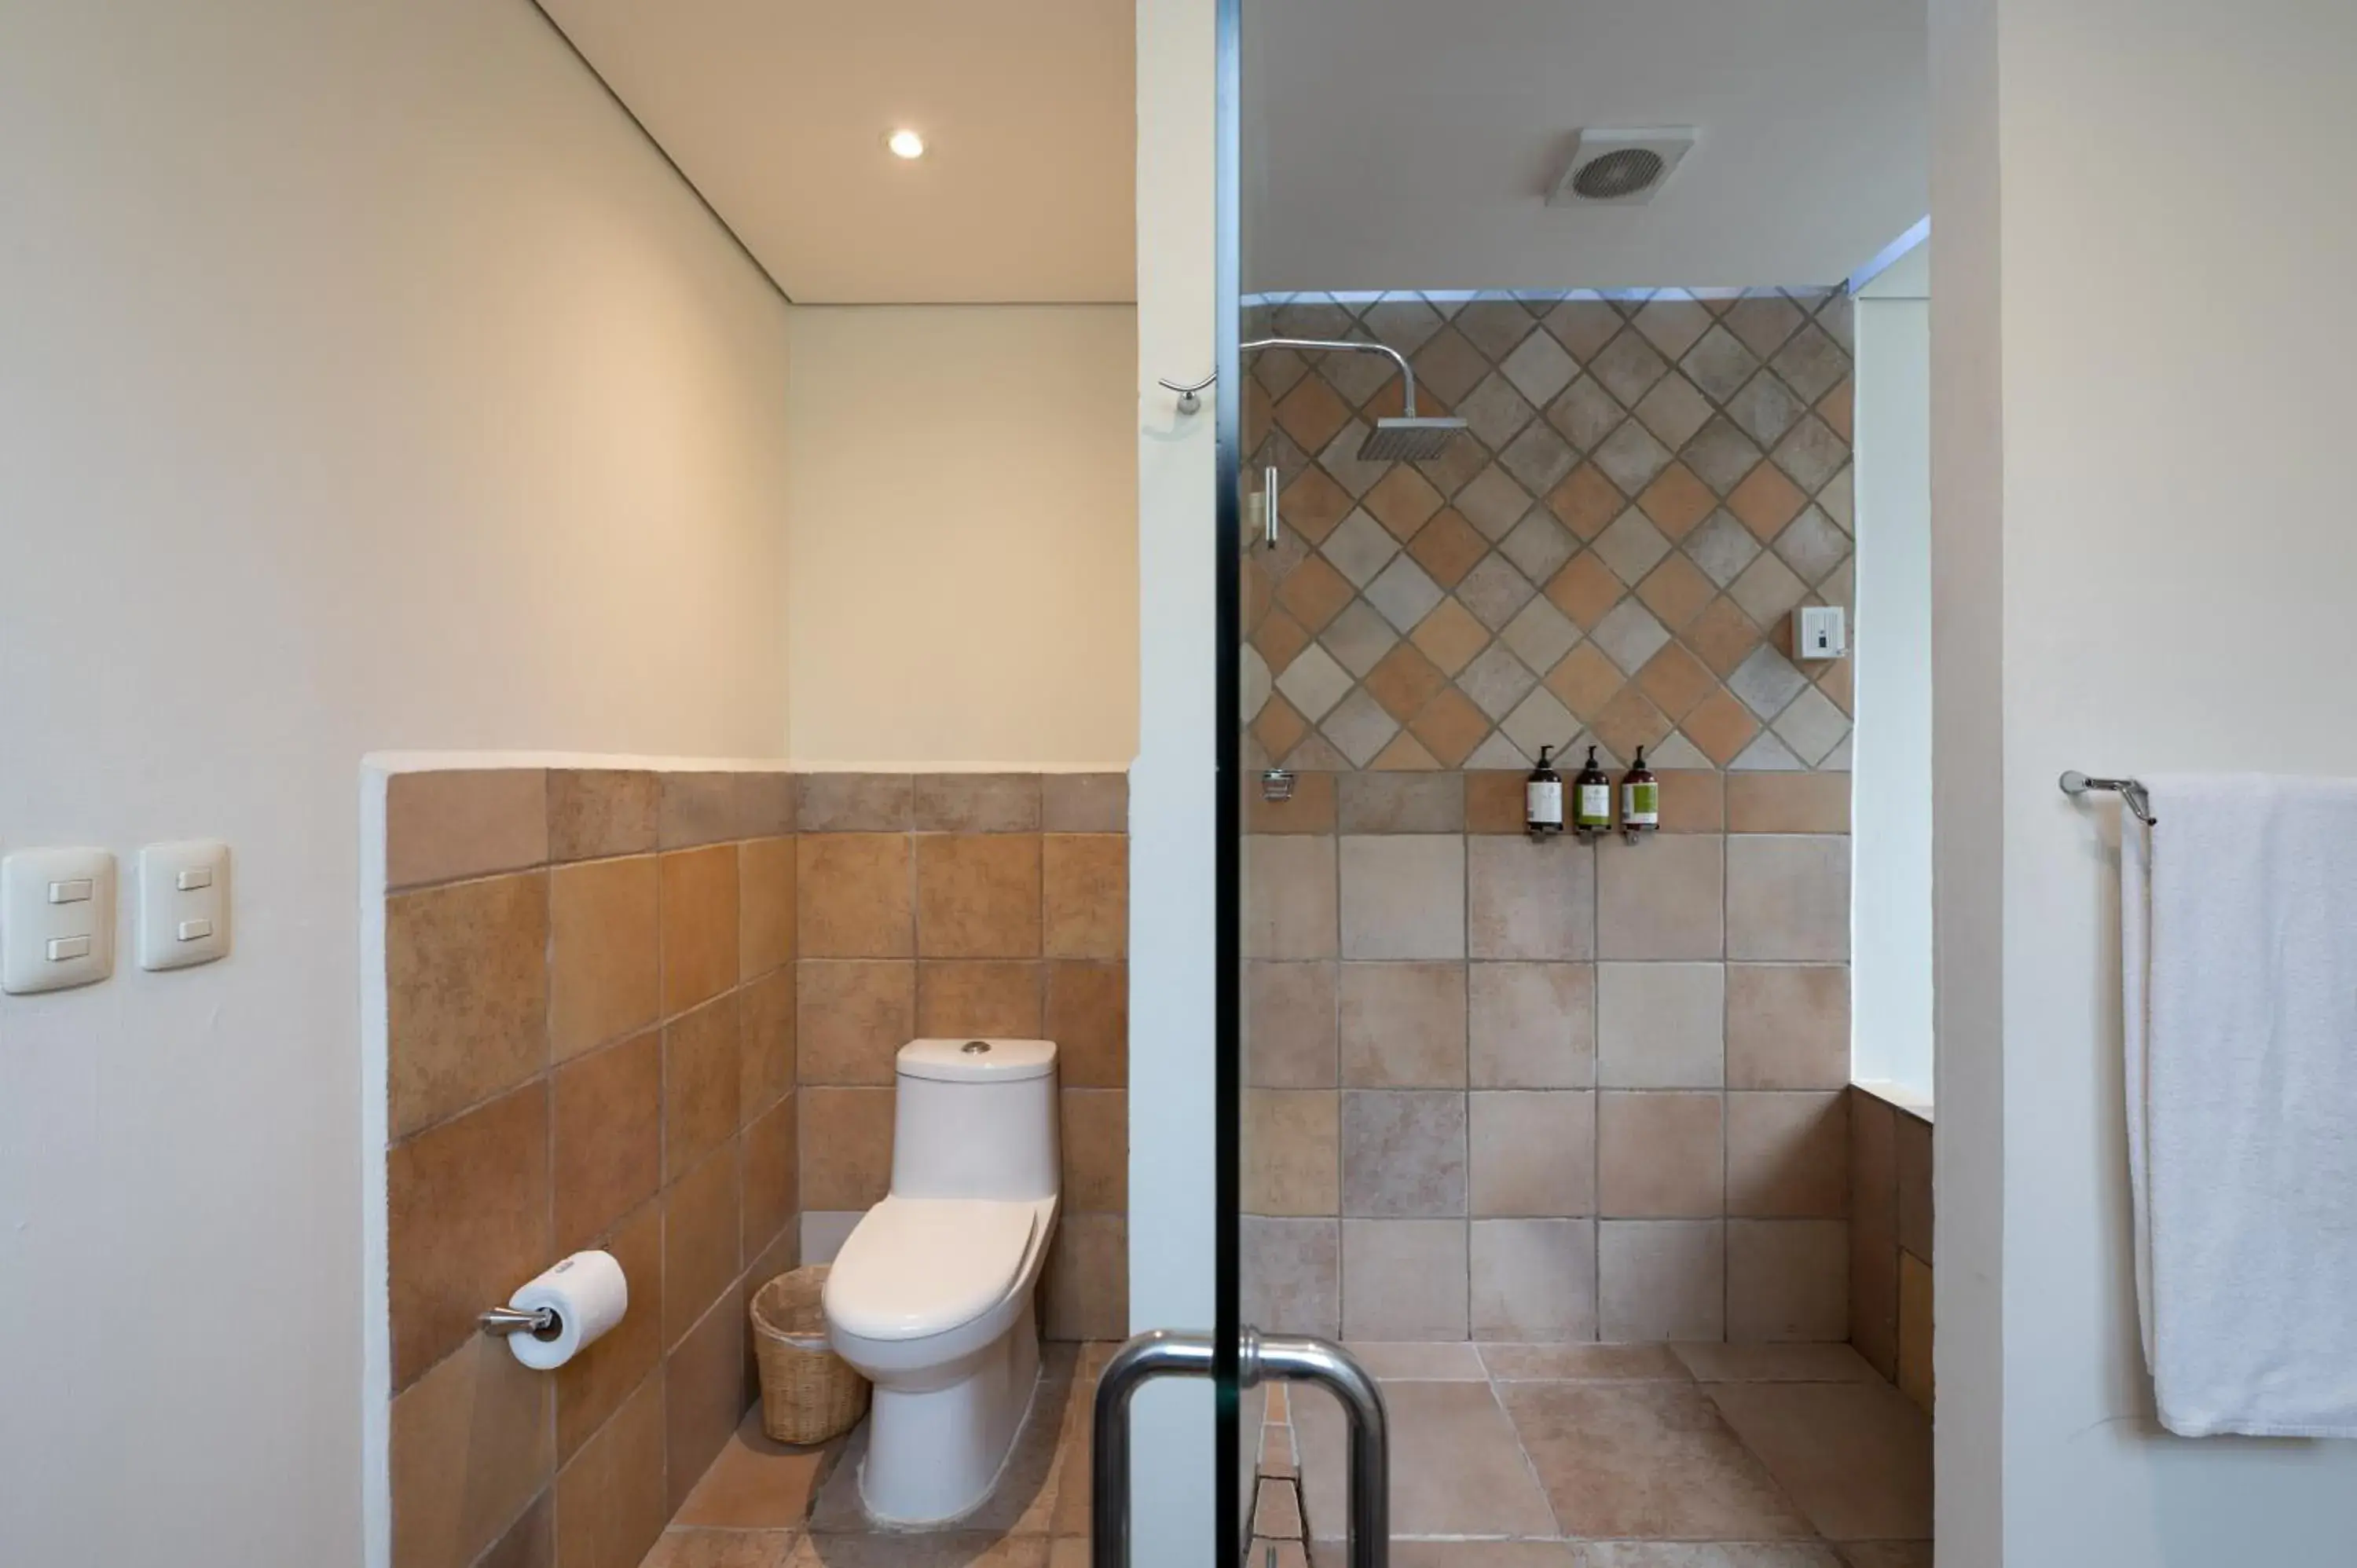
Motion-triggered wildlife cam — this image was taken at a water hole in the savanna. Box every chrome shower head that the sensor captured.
[1239,337,1465,463]
[1357,416,1467,463]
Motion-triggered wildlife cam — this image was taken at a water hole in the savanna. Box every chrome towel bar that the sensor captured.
[2060,770,2157,826]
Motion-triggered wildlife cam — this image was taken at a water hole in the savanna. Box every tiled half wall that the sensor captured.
[1235,282,1858,1349]
[1849,1087,1934,1412]
[787,771,1131,1343]
[376,765,1127,1568]
[381,767,799,1568]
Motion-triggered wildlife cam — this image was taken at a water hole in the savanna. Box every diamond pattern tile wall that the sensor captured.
[1243,288,1856,775]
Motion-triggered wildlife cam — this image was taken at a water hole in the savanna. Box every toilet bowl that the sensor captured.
[822,1038,1061,1526]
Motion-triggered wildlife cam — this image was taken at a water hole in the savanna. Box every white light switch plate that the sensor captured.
[1793,603,1848,661]
[138,840,231,971]
[2,848,117,994]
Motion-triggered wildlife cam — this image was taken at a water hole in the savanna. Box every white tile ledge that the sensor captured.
[1852,1077,1934,1124]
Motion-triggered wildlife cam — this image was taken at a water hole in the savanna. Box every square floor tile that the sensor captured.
[644,1530,801,1567]
[1701,1382,1930,1543]
[1498,1380,1813,1540]
[671,1409,830,1529]
[1299,1379,1560,1540]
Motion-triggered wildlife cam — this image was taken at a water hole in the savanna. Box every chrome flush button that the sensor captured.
[962,1040,991,1054]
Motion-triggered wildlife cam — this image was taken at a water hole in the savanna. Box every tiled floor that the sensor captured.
[640,1343,1107,1568]
[640,1339,1928,1568]
[1257,1342,1929,1568]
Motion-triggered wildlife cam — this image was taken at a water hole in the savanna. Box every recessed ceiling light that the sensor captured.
[885,129,926,160]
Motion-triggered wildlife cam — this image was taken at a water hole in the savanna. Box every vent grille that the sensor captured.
[1547,128,1699,208]
[1571,147,1667,201]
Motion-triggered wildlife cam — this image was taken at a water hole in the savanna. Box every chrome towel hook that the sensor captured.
[1157,372,1216,415]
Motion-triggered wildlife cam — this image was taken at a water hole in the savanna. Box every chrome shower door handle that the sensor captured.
[1089,1328,1388,1568]
[1262,466,1280,548]
[1243,1330,1388,1568]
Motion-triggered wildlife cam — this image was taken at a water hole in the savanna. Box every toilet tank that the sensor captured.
[889,1038,1060,1200]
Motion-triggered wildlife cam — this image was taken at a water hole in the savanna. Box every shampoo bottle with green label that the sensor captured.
[1622,746,1659,837]
[1573,745,1613,836]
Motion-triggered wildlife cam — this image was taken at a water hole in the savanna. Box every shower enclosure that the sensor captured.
[1102,0,1922,1562]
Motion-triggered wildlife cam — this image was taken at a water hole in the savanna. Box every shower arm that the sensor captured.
[1243,338,1423,417]
[1157,338,1423,417]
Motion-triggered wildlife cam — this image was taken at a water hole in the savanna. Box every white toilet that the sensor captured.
[822,1037,1061,1526]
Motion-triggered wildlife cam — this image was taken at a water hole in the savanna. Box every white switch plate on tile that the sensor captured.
[137,840,231,971]
[1793,603,1847,661]
[2,847,117,994]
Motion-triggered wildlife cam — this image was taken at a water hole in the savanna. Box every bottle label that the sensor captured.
[1525,779,1563,828]
[1624,780,1659,826]
[1578,783,1611,826]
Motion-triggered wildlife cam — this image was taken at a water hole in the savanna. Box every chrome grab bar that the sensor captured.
[1090,1328,1388,1568]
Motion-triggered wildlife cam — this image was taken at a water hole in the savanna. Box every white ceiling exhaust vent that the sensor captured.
[1548,128,1699,207]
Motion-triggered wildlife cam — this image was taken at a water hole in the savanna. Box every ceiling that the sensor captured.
[542,0,1925,306]
[1246,0,1926,292]
[539,0,1138,304]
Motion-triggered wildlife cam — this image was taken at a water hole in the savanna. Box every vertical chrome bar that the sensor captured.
[1091,1328,1219,1568]
[1241,1331,1389,1568]
[1262,466,1280,548]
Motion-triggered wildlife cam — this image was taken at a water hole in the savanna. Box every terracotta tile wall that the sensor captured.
[382,766,797,1568]
[791,771,1131,1343]
[1239,286,1857,1346]
[1241,773,1852,1344]
[1848,1089,1933,1412]
[1242,288,1854,775]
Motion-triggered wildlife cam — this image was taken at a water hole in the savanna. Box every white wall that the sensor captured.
[784,305,1139,768]
[0,3,794,1563]
[1933,0,2357,1559]
[1127,0,1219,1565]
[1851,258,1935,1100]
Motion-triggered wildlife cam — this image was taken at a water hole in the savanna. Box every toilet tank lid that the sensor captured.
[898,1038,1058,1083]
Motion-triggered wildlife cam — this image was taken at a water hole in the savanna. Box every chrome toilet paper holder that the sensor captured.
[478,1305,559,1337]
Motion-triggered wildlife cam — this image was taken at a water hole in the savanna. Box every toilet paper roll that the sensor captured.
[505,1250,629,1371]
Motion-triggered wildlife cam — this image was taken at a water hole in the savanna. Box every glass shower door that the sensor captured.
[1220,0,1391,1563]
[1090,1,1389,1563]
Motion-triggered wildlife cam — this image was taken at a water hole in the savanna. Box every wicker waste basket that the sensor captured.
[750,1266,870,1445]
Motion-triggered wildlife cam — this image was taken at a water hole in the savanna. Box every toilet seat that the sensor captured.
[826,1196,1039,1341]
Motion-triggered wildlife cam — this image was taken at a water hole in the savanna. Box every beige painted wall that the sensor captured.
[0,2,794,1563]
[1934,0,2357,1559]
[785,305,1140,768]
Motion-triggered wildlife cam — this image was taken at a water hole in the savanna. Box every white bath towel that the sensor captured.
[2123,774,2357,1437]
